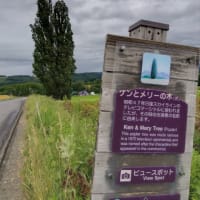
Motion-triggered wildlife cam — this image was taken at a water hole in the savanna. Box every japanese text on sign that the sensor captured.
[112,89,187,153]
[119,166,176,184]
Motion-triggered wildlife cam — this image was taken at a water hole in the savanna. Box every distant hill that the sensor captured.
[0,72,102,87]
[73,72,102,82]
[0,75,38,87]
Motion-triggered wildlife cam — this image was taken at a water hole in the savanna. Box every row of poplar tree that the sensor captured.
[31,0,76,99]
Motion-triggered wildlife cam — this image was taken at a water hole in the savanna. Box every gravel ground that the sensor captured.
[0,113,25,200]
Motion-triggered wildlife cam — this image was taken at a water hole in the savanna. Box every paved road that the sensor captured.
[0,98,25,163]
[0,101,25,200]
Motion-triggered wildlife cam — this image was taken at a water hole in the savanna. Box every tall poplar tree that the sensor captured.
[150,58,158,79]
[30,0,76,99]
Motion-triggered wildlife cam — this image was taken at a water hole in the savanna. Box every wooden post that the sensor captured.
[92,20,200,200]
[129,19,169,42]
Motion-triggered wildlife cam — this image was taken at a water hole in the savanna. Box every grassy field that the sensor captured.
[0,95,12,100]
[23,95,99,200]
[22,93,200,200]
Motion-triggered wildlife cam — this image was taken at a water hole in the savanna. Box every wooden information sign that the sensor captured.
[91,20,200,200]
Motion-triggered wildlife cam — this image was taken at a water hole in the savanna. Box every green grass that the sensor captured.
[22,95,99,200]
[190,151,200,200]
[189,90,200,200]
[22,91,200,200]
[72,95,99,103]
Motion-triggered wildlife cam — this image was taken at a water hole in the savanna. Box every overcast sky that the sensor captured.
[0,0,199,76]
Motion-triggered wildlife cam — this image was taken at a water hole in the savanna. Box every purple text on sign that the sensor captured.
[118,166,176,184]
[110,193,180,200]
[112,89,187,153]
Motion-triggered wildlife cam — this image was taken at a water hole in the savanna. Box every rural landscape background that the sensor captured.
[1,79,200,199]
[0,0,200,200]
[0,73,101,97]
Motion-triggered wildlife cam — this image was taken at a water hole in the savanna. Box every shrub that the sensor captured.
[0,82,45,96]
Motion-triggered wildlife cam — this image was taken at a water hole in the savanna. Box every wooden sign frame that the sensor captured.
[91,34,200,200]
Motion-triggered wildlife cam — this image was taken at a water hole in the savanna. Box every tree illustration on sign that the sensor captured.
[150,58,158,79]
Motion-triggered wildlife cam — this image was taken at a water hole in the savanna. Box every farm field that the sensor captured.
[0,95,12,101]
[22,93,200,199]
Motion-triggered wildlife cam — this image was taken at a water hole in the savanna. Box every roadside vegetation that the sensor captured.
[22,90,200,199]
[189,90,200,200]
[0,82,45,96]
[22,95,99,199]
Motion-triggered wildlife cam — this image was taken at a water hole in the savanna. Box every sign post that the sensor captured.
[91,20,200,200]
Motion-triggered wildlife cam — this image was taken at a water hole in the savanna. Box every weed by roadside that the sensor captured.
[189,90,200,200]
[22,95,98,200]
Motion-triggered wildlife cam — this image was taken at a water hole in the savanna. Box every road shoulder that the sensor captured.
[0,112,25,200]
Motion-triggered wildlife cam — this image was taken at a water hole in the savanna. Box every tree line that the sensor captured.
[0,73,101,96]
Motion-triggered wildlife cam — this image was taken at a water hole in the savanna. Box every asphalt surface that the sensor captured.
[0,101,25,200]
[0,98,25,163]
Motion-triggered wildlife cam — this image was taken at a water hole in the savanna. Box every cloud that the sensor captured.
[68,0,200,72]
[0,0,36,75]
[0,60,32,76]
[0,0,199,75]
